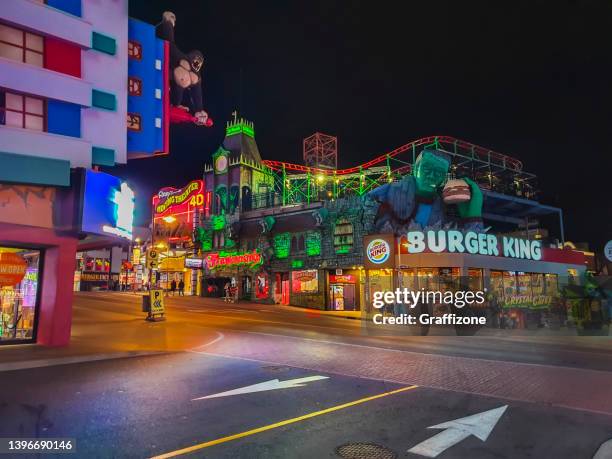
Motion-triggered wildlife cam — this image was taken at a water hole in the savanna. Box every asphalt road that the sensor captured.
[71,292,612,371]
[0,292,611,458]
[0,352,610,459]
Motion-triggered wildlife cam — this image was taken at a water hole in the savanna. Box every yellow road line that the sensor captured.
[150,384,419,459]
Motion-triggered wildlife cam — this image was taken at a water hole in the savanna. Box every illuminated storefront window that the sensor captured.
[0,248,41,344]
[490,270,504,300]
[417,268,437,290]
[544,273,558,295]
[369,269,393,303]
[467,268,483,291]
[440,267,460,292]
[291,270,318,293]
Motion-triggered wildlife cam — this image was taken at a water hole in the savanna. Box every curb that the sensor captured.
[0,350,166,373]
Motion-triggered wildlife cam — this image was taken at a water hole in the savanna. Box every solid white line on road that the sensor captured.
[192,375,330,400]
[188,332,225,352]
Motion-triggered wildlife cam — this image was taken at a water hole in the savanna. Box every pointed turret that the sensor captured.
[223,115,262,164]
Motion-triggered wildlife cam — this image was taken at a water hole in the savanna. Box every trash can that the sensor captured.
[142,295,150,312]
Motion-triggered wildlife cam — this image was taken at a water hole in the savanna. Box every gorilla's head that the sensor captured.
[188,50,204,73]
[162,11,176,27]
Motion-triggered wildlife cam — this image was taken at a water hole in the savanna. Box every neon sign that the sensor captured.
[205,250,262,270]
[82,170,135,241]
[153,180,205,219]
[102,182,135,240]
[404,230,542,261]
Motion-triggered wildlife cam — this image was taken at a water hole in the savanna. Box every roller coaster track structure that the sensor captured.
[256,136,537,208]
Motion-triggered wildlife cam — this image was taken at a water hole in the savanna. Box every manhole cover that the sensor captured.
[335,442,397,459]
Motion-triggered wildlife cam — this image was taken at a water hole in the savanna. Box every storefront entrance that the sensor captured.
[203,276,231,297]
[0,247,42,344]
[328,272,359,311]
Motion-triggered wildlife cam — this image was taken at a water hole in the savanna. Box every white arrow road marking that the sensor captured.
[408,405,508,458]
[192,376,330,400]
[593,439,612,459]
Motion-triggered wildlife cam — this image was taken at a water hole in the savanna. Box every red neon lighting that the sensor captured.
[205,250,262,269]
[162,40,170,155]
[152,180,205,218]
[262,136,523,176]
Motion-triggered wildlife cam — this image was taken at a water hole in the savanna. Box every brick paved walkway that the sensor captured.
[201,331,612,416]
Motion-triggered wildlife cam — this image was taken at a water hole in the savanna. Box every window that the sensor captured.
[334,218,354,254]
[128,40,142,60]
[127,113,141,131]
[291,236,298,253]
[0,24,44,67]
[128,77,142,96]
[0,248,42,344]
[0,91,46,131]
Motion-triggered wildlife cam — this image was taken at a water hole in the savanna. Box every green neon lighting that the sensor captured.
[273,232,291,259]
[196,227,213,251]
[226,119,255,138]
[211,215,226,230]
[291,259,304,268]
[335,245,351,254]
[305,232,321,256]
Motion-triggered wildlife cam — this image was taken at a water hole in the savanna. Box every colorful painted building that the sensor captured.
[194,117,588,329]
[0,1,168,345]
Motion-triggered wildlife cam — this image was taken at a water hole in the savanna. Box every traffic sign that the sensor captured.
[150,289,165,315]
[147,249,159,269]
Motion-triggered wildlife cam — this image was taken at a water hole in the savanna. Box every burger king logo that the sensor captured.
[366,239,390,264]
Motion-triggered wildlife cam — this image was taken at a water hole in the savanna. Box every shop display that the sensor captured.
[0,248,40,343]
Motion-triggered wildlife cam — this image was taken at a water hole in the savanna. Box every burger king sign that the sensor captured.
[364,235,394,269]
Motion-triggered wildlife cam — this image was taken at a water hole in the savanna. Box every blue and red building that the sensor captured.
[0,0,168,346]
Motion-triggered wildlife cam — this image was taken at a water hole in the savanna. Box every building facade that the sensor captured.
[0,1,166,346]
[194,118,589,329]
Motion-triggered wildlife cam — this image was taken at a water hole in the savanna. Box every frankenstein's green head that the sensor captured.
[414,149,451,196]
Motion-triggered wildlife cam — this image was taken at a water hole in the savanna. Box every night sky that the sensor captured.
[112,1,612,250]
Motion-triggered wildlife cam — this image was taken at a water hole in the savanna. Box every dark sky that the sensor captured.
[112,0,612,250]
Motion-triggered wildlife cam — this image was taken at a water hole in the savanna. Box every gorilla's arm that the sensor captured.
[156,20,185,66]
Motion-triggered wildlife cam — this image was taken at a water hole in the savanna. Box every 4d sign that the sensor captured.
[205,250,262,270]
[405,230,542,260]
[153,180,205,218]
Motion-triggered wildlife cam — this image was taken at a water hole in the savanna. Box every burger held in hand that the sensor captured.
[442,178,471,204]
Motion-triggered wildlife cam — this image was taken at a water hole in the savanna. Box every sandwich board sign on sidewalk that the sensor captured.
[145,289,166,322]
